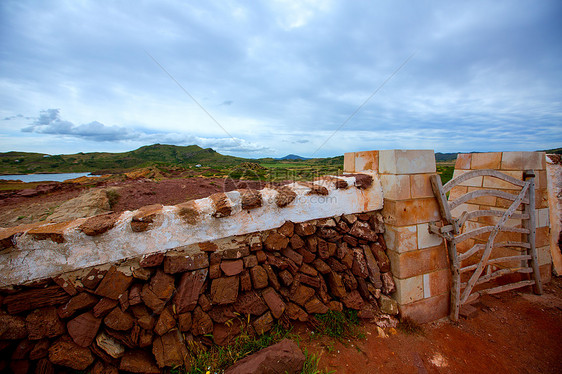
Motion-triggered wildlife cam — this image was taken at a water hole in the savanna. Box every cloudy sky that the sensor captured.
[1,1,561,158]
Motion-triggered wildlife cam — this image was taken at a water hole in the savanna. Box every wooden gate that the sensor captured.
[429,169,543,321]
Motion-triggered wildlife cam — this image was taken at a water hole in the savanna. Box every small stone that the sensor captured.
[140,285,166,314]
[210,192,232,218]
[240,270,253,292]
[131,305,156,330]
[132,267,152,280]
[297,273,321,288]
[233,291,268,316]
[26,307,65,340]
[174,269,208,313]
[317,238,330,259]
[281,248,303,266]
[371,243,391,273]
[221,260,244,276]
[295,222,316,236]
[256,250,267,263]
[243,255,258,268]
[342,235,358,247]
[211,276,240,305]
[34,359,55,374]
[119,350,160,374]
[191,307,213,336]
[152,330,189,368]
[285,302,308,322]
[328,301,343,312]
[52,276,78,296]
[163,252,209,274]
[222,245,251,259]
[48,336,94,370]
[139,252,164,267]
[198,241,219,252]
[250,265,269,289]
[349,220,378,241]
[274,186,297,207]
[58,292,99,319]
[240,189,262,210]
[342,272,358,291]
[304,297,329,314]
[369,212,385,234]
[290,234,305,249]
[326,271,347,299]
[381,272,396,295]
[199,294,212,311]
[278,221,295,237]
[138,329,154,348]
[263,264,281,290]
[342,290,366,310]
[11,339,34,360]
[154,308,177,336]
[253,311,274,335]
[290,284,315,306]
[264,232,290,251]
[312,258,331,274]
[352,248,369,278]
[363,245,383,287]
[262,287,286,319]
[93,298,119,318]
[327,257,347,272]
[94,266,133,300]
[3,286,71,314]
[342,214,358,225]
[299,263,318,277]
[279,270,294,286]
[224,339,304,374]
[294,247,316,264]
[209,263,222,279]
[95,331,125,359]
[67,311,102,347]
[213,320,242,346]
[128,284,143,306]
[104,308,134,331]
[29,339,50,360]
[176,200,200,225]
[178,312,192,332]
[378,294,399,315]
[306,236,317,252]
[149,269,176,300]
[208,305,236,324]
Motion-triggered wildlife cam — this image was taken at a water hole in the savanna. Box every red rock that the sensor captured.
[356,277,371,300]
[328,301,343,312]
[249,235,263,251]
[191,307,213,336]
[317,238,330,259]
[261,287,286,319]
[119,350,160,374]
[266,253,289,269]
[11,339,34,360]
[297,273,321,288]
[369,212,385,233]
[26,307,65,340]
[48,336,94,370]
[240,189,262,210]
[91,361,119,374]
[371,243,391,273]
[29,339,50,360]
[304,297,329,314]
[67,311,101,347]
[139,252,164,267]
[93,298,119,318]
[263,264,281,290]
[312,258,331,274]
[342,234,358,247]
[363,245,383,287]
[327,257,347,272]
[233,291,268,316]
[274,186,297,207]
[104,308,134,331]
[381,272,396,294]
[342,272,358,291]
[278,221,295,237]
[295,247,316,264]
[164,252,209,274]
[95,331,125,359]
[253,311,274,335]
[281,248,303,266]
[256,250,267,263]
[352,248,369,278]
[240,270,252,292]
[131,305,155,330]
[250,265,269,289]
[290,284,315,306]
[357,213,371,221]
[341,250,354,269]
[176,200,200,225]
[213,319,242,346]
[306,236,318,252]
[104,329,135,349]
[149,269,175,300]
[290,234,305,249]
[317,227,340,241]
[221,245,251,259]
[58,292,99,319]
[82,268,106,289]
[4,286,70,314]
[221,259,244,276]
[295,222,316,236]
[342,290,366,310]
[141,284,166,314]
[152,330,189,368]
[243,255,258,268]
[139,329,153,348]
[208,305,236,324]
[224,338,305,374]
[178,312,193,332]
[211,276,239,305]
[209,263,222,279]
[27,221,71,243]
[285,303,308,322]
[336,220,350,233]
[264,232,290,251]
[210,192,232,218]
[349,220,378,241]
[35,358,54,374]
[128,284,142,306]
[52,276,78,296]
[327,271,347,298]
[94,267,133,300]
[279,270,294,286]
[154,307,176,336]
[199,294,212,311]
[198,241,219,252]
[79,213,120,236]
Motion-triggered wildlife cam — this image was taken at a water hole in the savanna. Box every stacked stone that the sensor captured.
[0,211,396,374]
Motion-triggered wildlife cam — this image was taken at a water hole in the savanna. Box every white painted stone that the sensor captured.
[0,173,383,286]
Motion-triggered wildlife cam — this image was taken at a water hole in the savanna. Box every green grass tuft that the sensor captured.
[311,310,363,341]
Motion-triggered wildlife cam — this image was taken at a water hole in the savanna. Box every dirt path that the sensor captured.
[299,277,562,373]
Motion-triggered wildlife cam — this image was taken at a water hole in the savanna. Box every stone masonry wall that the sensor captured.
[0,211,397,373]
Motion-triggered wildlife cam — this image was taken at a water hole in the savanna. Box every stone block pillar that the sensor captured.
[344,150,450,323]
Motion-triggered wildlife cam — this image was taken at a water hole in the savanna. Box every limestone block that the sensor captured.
[383,225,417,253]
[417,222,443,249]
[380,174,410,200]
[354,150,379,172]
[422,269,450,298]
[455,153,471,170]
[392,275,423,304]
[398,293,449,324]
[379,150,436,175]
[537,245,553,266]
[471,152,502,170]
[501,151,546,171]
[452,169,482,187]
[343,152,355,172]
[382,198,440,226]
[387,245,448,279]
[410,174,435,199]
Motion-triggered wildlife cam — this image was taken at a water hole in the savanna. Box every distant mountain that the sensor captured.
[435,152,458,162]
[277,154,310,160]
[541,147,562,154]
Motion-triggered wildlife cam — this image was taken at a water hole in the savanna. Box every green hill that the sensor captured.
[0,144,250,175]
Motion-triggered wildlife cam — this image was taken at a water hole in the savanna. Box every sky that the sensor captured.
[1,0,561,158]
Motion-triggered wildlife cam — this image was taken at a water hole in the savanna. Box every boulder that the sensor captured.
[224,339,305,374]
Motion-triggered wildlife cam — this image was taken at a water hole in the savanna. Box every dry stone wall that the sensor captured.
[0,211,397,373]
